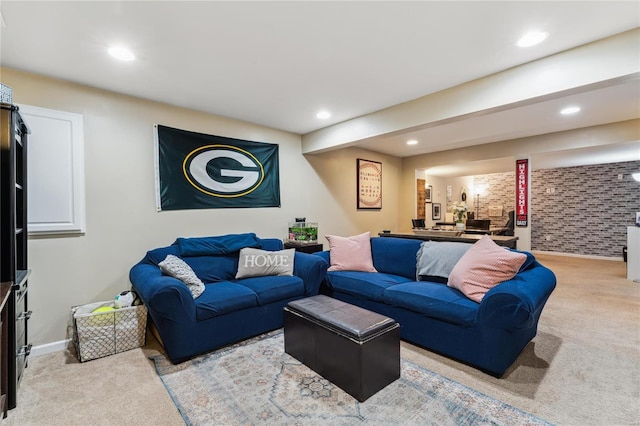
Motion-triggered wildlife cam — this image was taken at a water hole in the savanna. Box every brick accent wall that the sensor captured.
[531,160,640,257]
[473,172,514,227]
[441,161,639,257]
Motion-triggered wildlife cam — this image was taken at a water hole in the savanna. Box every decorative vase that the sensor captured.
[456,222,464,231]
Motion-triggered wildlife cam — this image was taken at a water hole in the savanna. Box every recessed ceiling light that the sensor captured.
[517,31,548,47]
[316,111,331,120]
[407,140,418,145]
[560,106,581,115]
[108,46,135,61]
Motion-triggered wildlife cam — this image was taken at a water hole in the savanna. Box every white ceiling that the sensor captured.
[365,78,640,156]
[1,1,639,171]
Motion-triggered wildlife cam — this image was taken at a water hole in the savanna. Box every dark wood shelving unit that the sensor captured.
[1,103,32,414]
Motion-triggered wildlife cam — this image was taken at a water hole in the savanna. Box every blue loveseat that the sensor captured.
[315,236,556,377]
[129,233,328,363]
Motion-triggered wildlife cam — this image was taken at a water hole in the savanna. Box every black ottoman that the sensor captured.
[284,295,400,402]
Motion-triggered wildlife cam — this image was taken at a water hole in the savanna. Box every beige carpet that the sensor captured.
[4,254,639,425]
[3,336,183,426]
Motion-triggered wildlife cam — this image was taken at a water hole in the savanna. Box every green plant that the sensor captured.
[288,223,318,242]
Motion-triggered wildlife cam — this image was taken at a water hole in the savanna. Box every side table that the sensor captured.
[283,241,323,254]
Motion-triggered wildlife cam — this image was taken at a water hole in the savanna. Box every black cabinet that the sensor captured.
[1,103,31,411]
[0,283,11,418]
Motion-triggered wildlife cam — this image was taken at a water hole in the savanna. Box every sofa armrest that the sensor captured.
[293,252,329,296]
[129,263,197,323]
[477,262,556,330]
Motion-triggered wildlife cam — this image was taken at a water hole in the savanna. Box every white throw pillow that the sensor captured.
[158,254,205,299]
[235,248,295,279]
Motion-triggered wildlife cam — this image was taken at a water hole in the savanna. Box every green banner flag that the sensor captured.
[155,125,280,210]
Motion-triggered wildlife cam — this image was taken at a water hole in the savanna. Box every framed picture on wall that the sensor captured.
[425,185,433,203]
[357,158,382,209]
[432,203,441,220]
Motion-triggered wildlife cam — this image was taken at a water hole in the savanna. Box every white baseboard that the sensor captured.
[30,339,71,357]
[531,250,624,262]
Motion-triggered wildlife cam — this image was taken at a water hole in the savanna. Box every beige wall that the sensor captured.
[1,68,401,347]
[305,148,401,236]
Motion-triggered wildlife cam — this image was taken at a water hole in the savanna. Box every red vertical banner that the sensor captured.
[516,159,528,227]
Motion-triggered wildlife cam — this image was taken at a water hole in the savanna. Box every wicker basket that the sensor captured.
[72,301,147,362]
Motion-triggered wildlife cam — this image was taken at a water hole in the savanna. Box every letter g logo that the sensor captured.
[182,145,265,197]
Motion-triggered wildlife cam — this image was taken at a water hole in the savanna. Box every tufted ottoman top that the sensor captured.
[286,295,397,340]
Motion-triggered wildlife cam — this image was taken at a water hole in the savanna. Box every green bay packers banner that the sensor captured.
[155,125,280,210]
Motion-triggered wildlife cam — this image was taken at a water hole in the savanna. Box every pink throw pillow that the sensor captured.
[325,232,377,272]
[448,235,526,303]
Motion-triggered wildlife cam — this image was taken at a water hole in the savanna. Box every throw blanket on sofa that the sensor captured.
[176,233,262,256]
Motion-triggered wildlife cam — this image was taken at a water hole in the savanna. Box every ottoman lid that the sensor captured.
[287,295,397,340]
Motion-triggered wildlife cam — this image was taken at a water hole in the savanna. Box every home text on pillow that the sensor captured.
[235,248,295,279]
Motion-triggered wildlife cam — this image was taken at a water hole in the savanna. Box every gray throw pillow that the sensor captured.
[416,241,472,281]
[159,254,205,299]
[235,248,295,279]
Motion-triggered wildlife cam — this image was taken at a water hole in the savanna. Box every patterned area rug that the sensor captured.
[153,330,551,426]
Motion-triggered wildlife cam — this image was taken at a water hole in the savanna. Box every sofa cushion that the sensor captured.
[325,232,377,272]
[325,271,412,302]
[234,275,304,305]
[235,248,295,279]
[416,241,472,282]
[158,255,206,299]
[186,244,290,282]
[182,255,238,282]
[177,233,262,256]
[194,282,258,321]
[371,237,423,280]
[382,281,479,326]
[258,238,285,251]
[448,235,527,303]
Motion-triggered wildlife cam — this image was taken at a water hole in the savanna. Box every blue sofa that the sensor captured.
[129,233,328,363]
[315,236,556,377]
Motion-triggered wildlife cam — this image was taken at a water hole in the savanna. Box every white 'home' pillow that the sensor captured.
[235,248,295,279]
